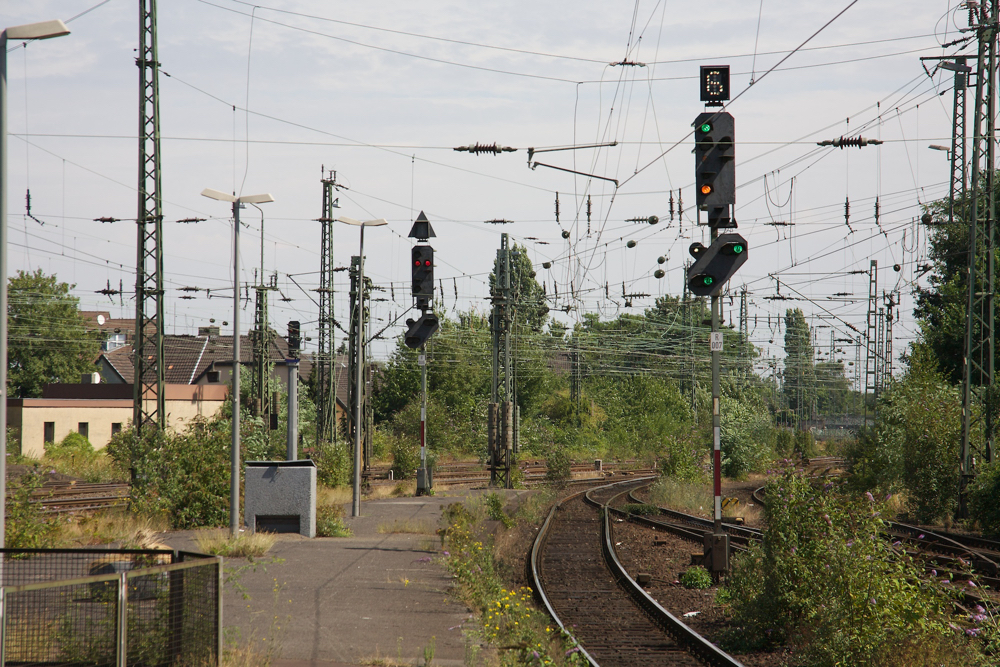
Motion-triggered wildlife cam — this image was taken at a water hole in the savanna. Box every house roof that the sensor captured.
[99,331,313,386]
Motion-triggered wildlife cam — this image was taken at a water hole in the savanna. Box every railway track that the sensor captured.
[21,481,130,514]
[369,459,656,485]
[531,478,743,667]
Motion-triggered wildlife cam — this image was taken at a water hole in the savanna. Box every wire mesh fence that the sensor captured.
[1,548,221,666]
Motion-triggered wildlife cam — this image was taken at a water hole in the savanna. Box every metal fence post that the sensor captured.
[169,551,183,662]
[217,557,223,666]
[1,586,7,667]
[116,572,128,667]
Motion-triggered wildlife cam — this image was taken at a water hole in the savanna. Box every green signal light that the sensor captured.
[702,276,714,286]
[699,123,712,133]
[732,244,744,254]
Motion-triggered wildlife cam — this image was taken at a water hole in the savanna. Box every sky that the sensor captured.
[1,0,968,383]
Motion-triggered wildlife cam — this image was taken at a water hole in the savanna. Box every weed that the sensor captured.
[484,492,515,528]
[422,635,435,666]
[5,467,59,549]
[646,477,711,515]
[316,504,352,537]
[679,565,712,589]
[195,530,277,558]
[377,519,435,534]
[620,503,659,516]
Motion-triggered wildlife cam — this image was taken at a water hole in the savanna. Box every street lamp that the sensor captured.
[1,19,70,548]
[202,188,275,537]
[337,215,387,517]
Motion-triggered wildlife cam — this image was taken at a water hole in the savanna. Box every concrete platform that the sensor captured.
[158,494,479,666]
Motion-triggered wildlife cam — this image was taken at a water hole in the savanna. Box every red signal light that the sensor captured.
[424,260,431,266]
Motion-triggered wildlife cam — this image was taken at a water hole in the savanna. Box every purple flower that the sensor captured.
[918,534,925,539]
[865,491,875,502]
[884,493,892,501]
[968,581,978,588]
[974,614,988,623]
[565,647,580,656]
[966,628,980,637]
[846,540,854,547]
[443,551,450,557]
[931,569,937,576]
[790,546,797,554]
[949,622,961,632]
[532,651,540,659]
[823,514,832,526]
[941,580,951,585]
[869,598,876,605]
[892,541,902,546]
[976,605,986,614]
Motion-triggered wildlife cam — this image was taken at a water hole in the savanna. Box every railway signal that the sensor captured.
[411,245,434,311]
[694,112,735,227]
[687,234,748,297]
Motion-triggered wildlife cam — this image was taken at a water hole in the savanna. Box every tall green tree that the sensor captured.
[8,269,102,398]
[782,308,816,420]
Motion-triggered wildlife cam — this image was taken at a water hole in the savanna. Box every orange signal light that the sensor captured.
[700,184,712,195]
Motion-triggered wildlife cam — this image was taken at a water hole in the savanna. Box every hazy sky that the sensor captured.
[2,1,965,377]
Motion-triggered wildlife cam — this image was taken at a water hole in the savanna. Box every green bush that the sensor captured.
[316,504,352,537]
[310,441,351,488]
[5,468,59,549]
[968,460,1000,537]
[390,436,420,480]
[720,397,774,478]
[679,565,712,589]
[484,492,514,528]
[45,431,97,462]
[106,420,230,530]
[723,467,981,665]
[545,445,571,483]
[774,429,794,456]
[793,429,817,458]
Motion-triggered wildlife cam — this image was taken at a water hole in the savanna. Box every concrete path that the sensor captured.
[159,494,479,666]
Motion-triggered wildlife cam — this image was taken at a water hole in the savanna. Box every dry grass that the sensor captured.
[57,510,169,547]
[318,485,353,506]
[376,519,435,534]
[647,477,713,515]
[195,530,277,558]
[368,481,415,499]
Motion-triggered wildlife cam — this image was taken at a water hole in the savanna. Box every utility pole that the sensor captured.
[348,256,367,509]
[864,260,878,425]
[960,0,998,515]
[134,0,165,432]
[315,170,341,449]
[252,271,277,423]
[739,287,749,379]
[490,233,515,488]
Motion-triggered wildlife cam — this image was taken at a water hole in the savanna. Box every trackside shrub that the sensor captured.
[45,431,97,462]
[720,397,773,478]
[722,467,990,666]
[968,460,1000,538]
[679,565,712,589]
[5,468,59,549]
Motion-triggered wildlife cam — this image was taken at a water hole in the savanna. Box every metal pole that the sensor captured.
[709,227,729,576]
[0,32,8,551]
[420,341,428,484]
[231,201,242,537]
[287,359,298,460]
[352,226,365,517]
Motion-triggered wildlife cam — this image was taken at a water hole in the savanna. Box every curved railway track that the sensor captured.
[530,478,743,667]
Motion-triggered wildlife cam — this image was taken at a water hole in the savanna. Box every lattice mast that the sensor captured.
[347,258,372,477]
[864,260,878,424]
[134,0,165,431]
[490,234,515,488]
[315,173,340,448]
[961,0,999,502]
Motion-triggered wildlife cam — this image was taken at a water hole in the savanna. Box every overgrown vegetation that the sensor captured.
[194,530,277,558]
[721,466,993,666]
[4,467,59,549]
[441,502,587,666]
[679,565,712,590]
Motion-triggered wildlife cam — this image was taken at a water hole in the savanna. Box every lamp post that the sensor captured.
[337,216,387,517]
[202,188,274,537]
[1,19,70,549]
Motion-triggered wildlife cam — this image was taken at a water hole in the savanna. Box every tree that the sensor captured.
[8,269,102,398]
[782,308,816,422]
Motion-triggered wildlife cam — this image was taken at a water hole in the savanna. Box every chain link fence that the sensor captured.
[1,548,221,666]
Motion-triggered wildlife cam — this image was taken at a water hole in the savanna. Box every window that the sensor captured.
[78,423,89,439]
[44,422,54,444]
[111,423,122,436]
[207,370,221,383]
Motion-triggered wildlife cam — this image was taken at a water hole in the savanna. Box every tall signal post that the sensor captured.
[691,65,747,576]
[315,171,342,449]
[134,0,165,431]
[960,0,999,514]
[405,212,439,495]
